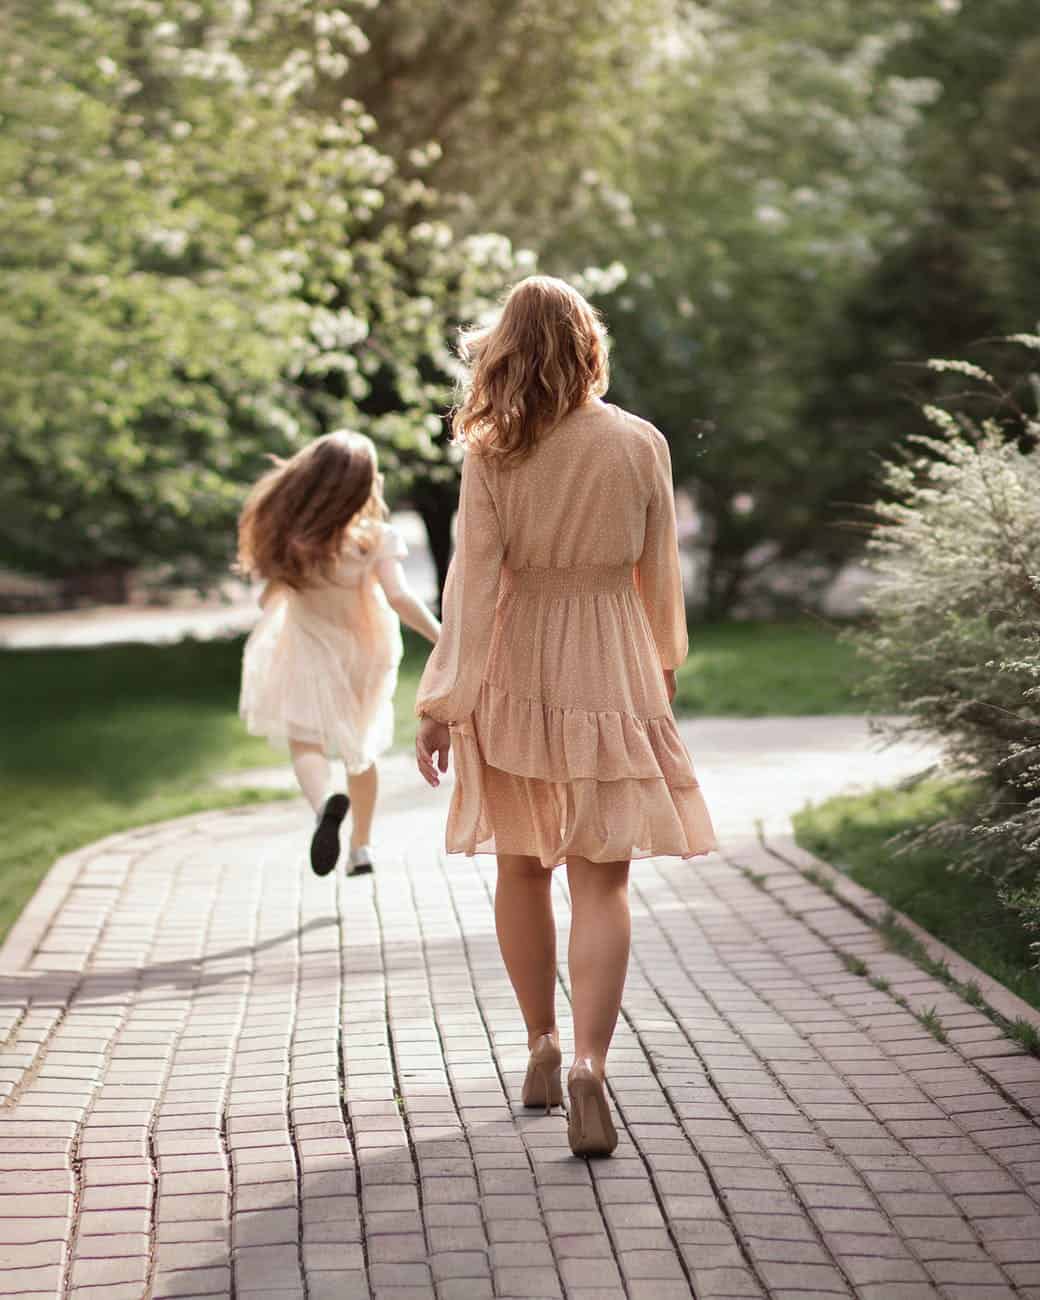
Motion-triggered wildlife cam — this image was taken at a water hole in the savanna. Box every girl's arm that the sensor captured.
[374,553,441,644]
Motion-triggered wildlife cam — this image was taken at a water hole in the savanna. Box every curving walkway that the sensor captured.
[2,719,1039,1300]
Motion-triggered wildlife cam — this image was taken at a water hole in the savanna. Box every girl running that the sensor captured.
[238,430,440,876]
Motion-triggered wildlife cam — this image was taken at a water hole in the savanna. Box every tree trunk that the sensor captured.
[60,565,134,607]
[411,479,459,615]
[703,550,745,622]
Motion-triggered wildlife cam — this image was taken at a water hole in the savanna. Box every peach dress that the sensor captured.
[415,399,717,867]
[240,521,406,773]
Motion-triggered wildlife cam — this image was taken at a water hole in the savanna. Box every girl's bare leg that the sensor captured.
[565,856,631,1077]
[289,740,334,813]
[495,854,558,1048]
[347,762,378,850]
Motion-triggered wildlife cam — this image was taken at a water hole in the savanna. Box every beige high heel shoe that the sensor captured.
[566,1058,618,1156]
[521,1033,563,1113]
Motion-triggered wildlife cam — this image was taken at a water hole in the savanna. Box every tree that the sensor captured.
[585,2,940,614]
[341,0,677,247]
[339,0,1040,615]
[330,0,667,590]
[794,0,1040,598]
[0,0,530,594]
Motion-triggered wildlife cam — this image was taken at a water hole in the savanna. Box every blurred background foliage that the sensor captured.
[1,0,1038,611]
[797,341,1040,995]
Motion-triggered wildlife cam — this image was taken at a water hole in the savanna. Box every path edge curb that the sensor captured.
[763,829,1040,1036]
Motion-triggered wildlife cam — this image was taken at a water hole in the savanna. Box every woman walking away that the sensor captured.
[238,430,440,877]
[414,276,716,1157]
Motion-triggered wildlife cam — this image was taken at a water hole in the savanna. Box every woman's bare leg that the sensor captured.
[495,854,558,1048]
[565,856,631,1076]
[347,762,378,850]
[289,740,334,813]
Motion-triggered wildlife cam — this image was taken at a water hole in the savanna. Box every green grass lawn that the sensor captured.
[0,631,430,943]
[0,618,857,943]
[675,619,860,716]
[794,780,1040,1013]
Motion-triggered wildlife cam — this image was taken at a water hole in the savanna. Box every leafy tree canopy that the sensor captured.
[0,0,531,583]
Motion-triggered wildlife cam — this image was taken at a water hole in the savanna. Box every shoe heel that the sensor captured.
[535,1066,552,1115]
[573,1091,586,1137]
[521,1037,563,1113]
[566,1065,618,1157]
[533,1065,564,1114]
[548,1067,563,1110]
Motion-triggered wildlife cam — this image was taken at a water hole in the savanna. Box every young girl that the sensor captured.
[237,430,440,877]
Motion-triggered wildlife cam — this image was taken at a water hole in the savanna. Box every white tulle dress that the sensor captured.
[239,522,407,773]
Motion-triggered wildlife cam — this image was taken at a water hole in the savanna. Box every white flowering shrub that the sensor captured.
[0,0,533,586]
[857,341,1040,951]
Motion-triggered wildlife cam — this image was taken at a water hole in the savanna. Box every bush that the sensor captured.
[856,340,1040,954]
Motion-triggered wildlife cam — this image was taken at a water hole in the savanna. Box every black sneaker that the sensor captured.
[310,793,350,877]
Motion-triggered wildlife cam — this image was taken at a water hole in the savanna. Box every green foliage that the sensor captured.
[1009,1017,1040,1054]
[0,0,530,584]
[338,1,976,614]
[343,0,674,249]
[673,620,860,715]
[799,0,1040,522]
[852,345,1040,955]
[917,1005,947,1043]
[5,0,1039,615]
[582,3,942,614]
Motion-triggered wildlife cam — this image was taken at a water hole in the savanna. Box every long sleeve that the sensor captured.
[635,430,689,670]
[415,451,505,724]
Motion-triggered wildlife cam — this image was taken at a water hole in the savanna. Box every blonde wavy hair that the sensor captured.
[237,430,387,589]
[451,275,609,461]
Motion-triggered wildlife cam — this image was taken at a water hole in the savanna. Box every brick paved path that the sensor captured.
[3,731,1040,1299]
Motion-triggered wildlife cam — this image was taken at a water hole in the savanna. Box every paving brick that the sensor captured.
[70,1256,148,1286]
[559,1255,624,1287]
[368,1232,429,1263]
[4,776,1040,1298]
[493,1264,564,1296]
[0,1238,65,1268]
[153,1266,233,1297]
[368,1261,434,1286]
[618,1248,687,1279]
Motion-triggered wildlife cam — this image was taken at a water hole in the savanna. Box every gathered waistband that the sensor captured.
[501,564,635,598]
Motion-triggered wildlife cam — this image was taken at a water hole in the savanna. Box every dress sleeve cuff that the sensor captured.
[415,702,453,724]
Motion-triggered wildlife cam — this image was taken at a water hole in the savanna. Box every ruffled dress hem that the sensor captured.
[443,682,718,869]
[237,703,394,776]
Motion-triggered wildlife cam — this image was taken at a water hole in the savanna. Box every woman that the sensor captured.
[415,276,716,1157]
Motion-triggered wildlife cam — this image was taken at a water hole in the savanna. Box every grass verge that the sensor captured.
[0,632,431,943]
[1,616,856,944]
[674,619,859,715]
[793,778,1040,1014]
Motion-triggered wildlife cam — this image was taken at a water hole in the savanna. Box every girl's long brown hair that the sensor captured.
[452,275,609,461]
[236,430,386,589]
